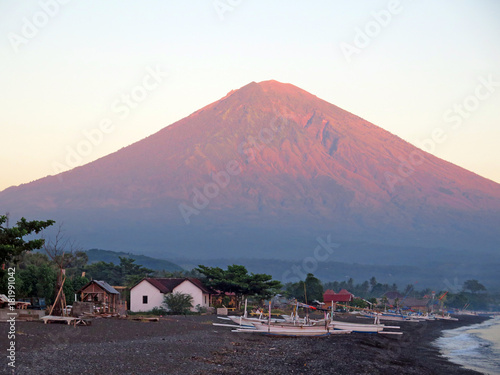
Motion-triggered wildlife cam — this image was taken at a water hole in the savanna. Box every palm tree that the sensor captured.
[381,296,389,312]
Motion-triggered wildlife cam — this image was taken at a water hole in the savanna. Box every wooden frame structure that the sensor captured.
[76,280,121,314]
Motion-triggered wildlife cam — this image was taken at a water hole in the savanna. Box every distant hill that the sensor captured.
[177,256,500,292]
[85,249,183,272]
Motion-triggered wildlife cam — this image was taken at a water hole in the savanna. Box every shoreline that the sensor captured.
[415,315,492,375]
[435,315,500,375]
[0,313,491,374]
[211,314,492,374]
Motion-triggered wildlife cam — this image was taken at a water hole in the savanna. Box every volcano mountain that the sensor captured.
[1,80,499,283]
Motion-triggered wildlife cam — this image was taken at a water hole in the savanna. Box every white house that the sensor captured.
[130,278,212,312]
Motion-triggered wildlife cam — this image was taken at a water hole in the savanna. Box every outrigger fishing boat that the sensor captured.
[433,313,459,321]
[361,311,420,322]
[215,300,402,336]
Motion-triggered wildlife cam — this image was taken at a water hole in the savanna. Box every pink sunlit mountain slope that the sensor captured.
[1,80,499,262]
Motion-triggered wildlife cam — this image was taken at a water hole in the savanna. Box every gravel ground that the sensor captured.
[0,314,488,375]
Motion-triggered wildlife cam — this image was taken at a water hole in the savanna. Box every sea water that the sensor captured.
[435,316,500,375]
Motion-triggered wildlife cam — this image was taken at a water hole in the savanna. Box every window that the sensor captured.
[142,295,148,304]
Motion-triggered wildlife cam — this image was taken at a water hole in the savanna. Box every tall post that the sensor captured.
[268,301,271,333]
[431,291,435,314]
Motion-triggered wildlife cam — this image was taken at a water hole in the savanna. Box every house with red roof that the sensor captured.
[130,278,212,312]
[323,289,354,304]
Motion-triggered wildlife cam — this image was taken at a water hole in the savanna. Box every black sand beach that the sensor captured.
[0,314,489,375]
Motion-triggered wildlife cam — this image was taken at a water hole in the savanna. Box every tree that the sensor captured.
[463,280,487,294]
[119,257,154,286]
[195,264,282,307]
[394,297,400,309]
[85,257,153,286]
[380,296,389,310]
[359,281,370,295]
[368,297,378,308]
[85,261,121,285]
[346,277,354,291]
[305,273,323,303]
[246,272,282,300]
[17,263,57,303]
[43,224,82,316]
[285,282,305,302]
[163,292,193,314]
[371,283,391,297]
[404,284,414,296]
[71,275,90,295]
[350,298,368,309]
[0,214,55,264]
[63,251,88,278]
[286,273,323,303]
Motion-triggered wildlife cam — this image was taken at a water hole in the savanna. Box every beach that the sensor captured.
[0,314,490,375]
[435,316,500,375]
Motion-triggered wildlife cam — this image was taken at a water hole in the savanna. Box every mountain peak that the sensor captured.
[221,80,315,106]
[257,79,302,92]
[0,81,499,260]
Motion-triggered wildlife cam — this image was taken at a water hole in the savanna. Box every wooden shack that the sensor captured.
[76,280,121,314]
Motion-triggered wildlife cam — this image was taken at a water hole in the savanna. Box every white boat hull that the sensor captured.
[232,327,352,337]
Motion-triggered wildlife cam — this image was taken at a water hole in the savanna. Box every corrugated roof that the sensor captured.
[94,280,120,294]
[323,289,354,303]
[76,280,120,294]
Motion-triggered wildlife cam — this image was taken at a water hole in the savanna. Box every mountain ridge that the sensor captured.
[1,80,499,262]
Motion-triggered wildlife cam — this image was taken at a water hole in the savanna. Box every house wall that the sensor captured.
[130,279,211,313]
[172,280,210,311]
[130,280,164,312]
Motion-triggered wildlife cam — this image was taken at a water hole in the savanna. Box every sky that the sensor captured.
[1,0,499,191]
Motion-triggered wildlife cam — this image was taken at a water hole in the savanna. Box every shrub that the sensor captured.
[195,304,207,314]
[163,292,193,315]
[151,306,167,315]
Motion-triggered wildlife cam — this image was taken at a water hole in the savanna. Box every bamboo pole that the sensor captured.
[62,292,66,317]
[49,275,66,316]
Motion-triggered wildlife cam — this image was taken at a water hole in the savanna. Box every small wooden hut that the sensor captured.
[76,280,121,314]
